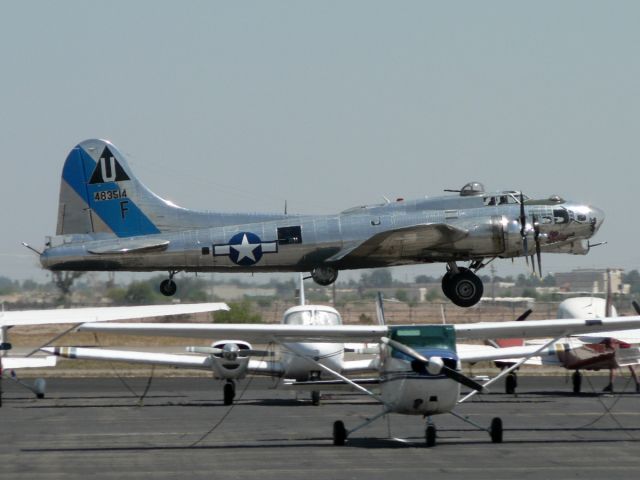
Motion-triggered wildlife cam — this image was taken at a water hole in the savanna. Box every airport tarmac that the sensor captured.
[1,376,639,480]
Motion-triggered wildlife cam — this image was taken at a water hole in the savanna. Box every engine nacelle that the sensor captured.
[209,340,252,380]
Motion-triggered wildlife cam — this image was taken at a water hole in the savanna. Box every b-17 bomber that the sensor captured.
[39,139,604,307]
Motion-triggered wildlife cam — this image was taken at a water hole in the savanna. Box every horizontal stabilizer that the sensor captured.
[1,356,57,369]
[87,238,170,255]
[282,378,380,392]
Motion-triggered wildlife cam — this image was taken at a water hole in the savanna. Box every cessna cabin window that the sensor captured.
[284,310,341,326]
[277,226,302,245]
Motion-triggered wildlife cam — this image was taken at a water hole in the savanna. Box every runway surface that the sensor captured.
[1,375,639,480]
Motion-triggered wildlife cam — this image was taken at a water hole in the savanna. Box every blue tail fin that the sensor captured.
[57,139,163,237]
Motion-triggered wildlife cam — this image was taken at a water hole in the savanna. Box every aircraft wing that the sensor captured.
[41,347,214,369]
[1,356,57,369]
[575,328,640,345]
[325,223,468,263]
[0,303,229,327]
[42,347,286,376]
[77,316,640,343]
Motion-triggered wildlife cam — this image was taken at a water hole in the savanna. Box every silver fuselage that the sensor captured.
[41,195,604,273]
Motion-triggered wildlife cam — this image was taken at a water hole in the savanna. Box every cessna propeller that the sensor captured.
[381,337,484,392]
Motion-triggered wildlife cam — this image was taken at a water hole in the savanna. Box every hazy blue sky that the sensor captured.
[1,1,639,283]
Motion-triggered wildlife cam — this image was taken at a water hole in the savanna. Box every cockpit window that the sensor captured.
[284,310,341,326]
[484,193,528,206]
[553,208,570,224]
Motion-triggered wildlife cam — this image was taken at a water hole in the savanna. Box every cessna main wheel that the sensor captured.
[442,269,484,308]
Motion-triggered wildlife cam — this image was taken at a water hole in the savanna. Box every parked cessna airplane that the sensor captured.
[44,301,380,405]
[38,139,605,307]
[0,302,226,406]
[490,296,640,394]
[46,312,640,446]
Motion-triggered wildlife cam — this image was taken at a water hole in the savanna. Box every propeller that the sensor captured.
[186,345,271,360]
[381,337,484,392]
[515,308,533,322]
[519,194,544,277]
[519,192,529,266]
[531,213,542,277]
[632,300,640,315]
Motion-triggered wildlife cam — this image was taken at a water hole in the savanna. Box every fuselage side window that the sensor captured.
[278,226,303,245]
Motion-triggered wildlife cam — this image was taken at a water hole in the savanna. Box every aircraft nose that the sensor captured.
[589,206,605,233]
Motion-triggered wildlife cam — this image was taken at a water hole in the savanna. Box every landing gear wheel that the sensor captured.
[572,370,582,394]
[447,269,484,308]
[310,266,338,286]
[441,272,454,299]
[490,417,503,443]
[333,420,347,446]
[159,279,177,296]
[311,390,321,406]
[223,381,235,406]
[505,372,518,395]
[425,425,437,447]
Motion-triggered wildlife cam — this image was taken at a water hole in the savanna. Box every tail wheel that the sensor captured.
[490,417,503,443]
[333,420,347,446]
[159,279,177,296]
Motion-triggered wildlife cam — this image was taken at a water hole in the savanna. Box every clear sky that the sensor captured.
[1,1,639,283]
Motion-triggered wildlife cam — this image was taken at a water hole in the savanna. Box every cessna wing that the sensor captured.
[42,346,287,378]
[325,223,469,263]
[0,303,229,327]
[78,316,640,343]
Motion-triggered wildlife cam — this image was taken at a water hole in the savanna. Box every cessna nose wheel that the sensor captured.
[441,267,483,308]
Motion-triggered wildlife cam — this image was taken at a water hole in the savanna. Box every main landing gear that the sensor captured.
[159,271,178,296]
[332,413,503,447]
[441,263,484,308]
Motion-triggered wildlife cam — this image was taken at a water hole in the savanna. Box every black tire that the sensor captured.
[311,267,338,286]
[425,425,436,447]
[333,420,347,446]
[311,390,320,406]
[159,279,177,296]
[490,417,503,443]
[441,272,454,299]
[505,372,517,395]
[572,370,582,394]
[223,382,235,406]
[449,269,484,308]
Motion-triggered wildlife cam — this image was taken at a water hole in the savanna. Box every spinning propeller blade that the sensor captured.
[381,337,484,392]
[632,300,640,315]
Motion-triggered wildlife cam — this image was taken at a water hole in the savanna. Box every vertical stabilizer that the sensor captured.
[57,139,171,237]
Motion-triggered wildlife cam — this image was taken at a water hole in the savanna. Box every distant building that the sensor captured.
[554,268,629,294]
